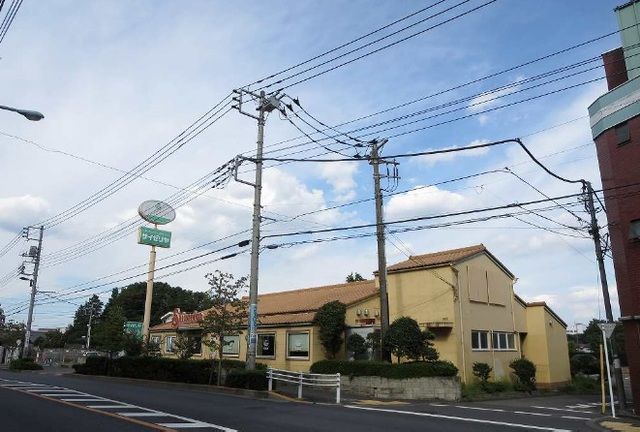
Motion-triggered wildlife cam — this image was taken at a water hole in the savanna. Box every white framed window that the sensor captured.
[287,332,309,359]
[471,330,489,351]
[492,331,516,351]
[166,336,175,353]
[222,335,240,356]
[257,333,276,358]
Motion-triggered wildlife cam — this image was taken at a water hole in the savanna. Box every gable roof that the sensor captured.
[150,279,378,331]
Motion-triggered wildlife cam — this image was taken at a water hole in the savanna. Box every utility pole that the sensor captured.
[584,180,626,407]
[370,138,398,362]
[86,306,94,350]
[232,89,281,370]
[22,226,43,358]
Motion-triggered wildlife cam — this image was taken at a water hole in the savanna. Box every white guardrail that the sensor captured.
[267,368,341,403]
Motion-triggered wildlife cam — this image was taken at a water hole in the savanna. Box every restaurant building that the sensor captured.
[150,244,571,387]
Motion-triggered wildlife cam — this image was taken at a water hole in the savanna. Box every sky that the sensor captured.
[0,0,627,332]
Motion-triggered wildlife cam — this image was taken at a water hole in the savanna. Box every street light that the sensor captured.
[0,104,44,121]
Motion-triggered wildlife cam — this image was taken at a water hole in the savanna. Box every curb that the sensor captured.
[66,373,287,401]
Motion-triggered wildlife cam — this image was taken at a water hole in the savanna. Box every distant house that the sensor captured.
[150,244,571,388]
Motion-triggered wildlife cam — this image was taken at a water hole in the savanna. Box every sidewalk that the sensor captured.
[599,417,640,431]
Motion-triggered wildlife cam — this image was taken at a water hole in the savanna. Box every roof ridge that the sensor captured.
[255,278,375,298]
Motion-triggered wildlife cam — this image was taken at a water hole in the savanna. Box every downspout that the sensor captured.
[509,278,518,356]
[452,265,467,384]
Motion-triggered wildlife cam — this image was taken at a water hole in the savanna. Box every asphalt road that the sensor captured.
[0,369,606,432]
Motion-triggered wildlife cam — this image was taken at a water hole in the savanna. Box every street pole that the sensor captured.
[23,226,43,358]
[584,181,626,407]
[232,89,281,370]
[602,329,616,418]
[370,139,391,362]
[86,307,93,350]
[142,242,157,343]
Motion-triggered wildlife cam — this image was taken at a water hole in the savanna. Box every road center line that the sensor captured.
[531,406,592,414]
[345,405,572,432]
[455,405,505,412]
[513,411,552,417]
[561,416,591,420]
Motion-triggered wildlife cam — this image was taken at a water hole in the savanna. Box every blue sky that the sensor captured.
[0,0,627,330]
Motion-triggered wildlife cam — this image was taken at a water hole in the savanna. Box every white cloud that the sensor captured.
[318,161,359,202]
[418,139,490,166]
[0,195,49,232]
[386,185,466,220]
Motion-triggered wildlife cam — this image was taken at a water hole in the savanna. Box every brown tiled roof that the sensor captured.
[386,244,487,273]
[150,279,378,331]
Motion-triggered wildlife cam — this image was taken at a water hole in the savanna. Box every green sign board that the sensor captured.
[124,321,143,340]
[138,226,171,248]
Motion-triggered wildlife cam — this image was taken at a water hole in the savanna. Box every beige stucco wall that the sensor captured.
[522,305,570,387]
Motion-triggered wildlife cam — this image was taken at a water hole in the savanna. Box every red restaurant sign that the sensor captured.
[171,308,204,327]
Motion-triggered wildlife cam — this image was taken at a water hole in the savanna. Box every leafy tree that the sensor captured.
[101,282,212,326]
[313,301,347,359]
[346,272,365,283]
[570,353,599,376]
[383,317,438,363]
[347,333,368,360]
[0,321,25,352]
[66,295,103,345]
[200,270,249,385]
[123,333,144,357]
[582,319,626,364]
[509,358,536,392]
[34,330,66,349]
[174,333,197,360]
[93,305,127,358]
[472,362,492,382]
[366,330,382,360]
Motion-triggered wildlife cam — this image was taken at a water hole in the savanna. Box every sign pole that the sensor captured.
[602,328,616,418]
[142,221,158,343]
[600,343,606,415]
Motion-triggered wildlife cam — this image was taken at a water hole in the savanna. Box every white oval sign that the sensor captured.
[138,200,176,225]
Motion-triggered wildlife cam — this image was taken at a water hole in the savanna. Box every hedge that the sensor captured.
[73,356,266,385]
[310,360,458,379]
[9,358,43,371]
[225,369,268,390]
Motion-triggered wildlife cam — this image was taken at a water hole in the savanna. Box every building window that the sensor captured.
[192,336,202,355]
[287,332,309,359]
[222,335,240,356]
[150,336,160,345]
[630,219,640,240]
[471,330,489,350]
[492,332,516,351]
[615,122,630,146]
[166,336,175,353]
[257,334,276,358]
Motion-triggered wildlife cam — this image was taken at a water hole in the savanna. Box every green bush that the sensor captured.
[225,369,268,390]
[561,375,599,394]
[480,380,509,393]
[570,354,599,376]
[72,356,265,386]
[9,358,43,371]
[310,360,458,379]
[347,334,369,360]
[509,358,536,391]
[472,362,492,382]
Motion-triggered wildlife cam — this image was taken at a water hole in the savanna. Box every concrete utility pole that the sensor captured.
[22,226,43,358]
[584,180,626,407]
[370,138,395,362]
[232,89,281,370]
[86,306,94,349]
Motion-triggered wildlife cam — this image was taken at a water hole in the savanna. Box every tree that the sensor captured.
[313,301,346,359]
[346,272,365,283]
[174,333,197,360]
[0,321,25,352]
[200,270,249,385]
[582,319,626,364]
[66,295,103,345]
[472,362,492,382]
[92,305,127,358]
[34,330,66,349]
[347,333,368,360]
[383,317,438,363]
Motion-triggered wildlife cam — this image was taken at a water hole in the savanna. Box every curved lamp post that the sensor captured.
[0,104,44,121]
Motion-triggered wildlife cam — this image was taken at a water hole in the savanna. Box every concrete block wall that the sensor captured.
[340,376,461,401]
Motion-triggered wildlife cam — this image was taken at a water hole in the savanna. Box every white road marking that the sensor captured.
[561,416,591,420]
[430,403,448,407]
[87,404,134,409]
[513,411,552,417]
[159,423,214,429]
[345,405,572,432]
[455,405,505,412]
[118,412,167,417]
[531,406,592,414]
[61,398,108,402]
[41,393,88,397]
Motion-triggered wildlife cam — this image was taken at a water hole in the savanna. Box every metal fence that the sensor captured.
[267,368,341,403]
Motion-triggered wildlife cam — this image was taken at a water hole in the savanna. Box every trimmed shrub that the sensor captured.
[509,358,536,391]
[225,369,268,390]
[347,334,369,360]
[310,360,458,379]
[72,356,265,386]
[472,362,492,382]
[9,358,43,371]
[570,354,599,376]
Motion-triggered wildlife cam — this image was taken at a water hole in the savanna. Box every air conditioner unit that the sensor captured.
[356,309,362,316]
[364,309,370,316]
